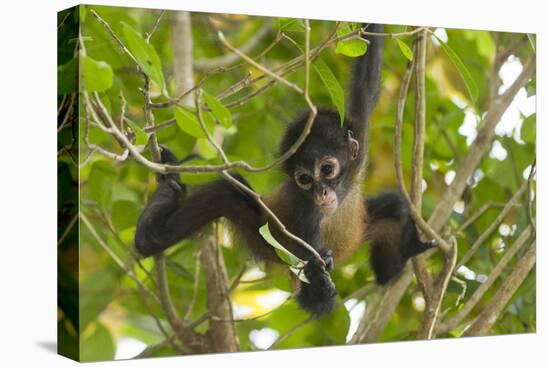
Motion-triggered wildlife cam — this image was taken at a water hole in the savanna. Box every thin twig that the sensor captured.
[453,201,511,235]
[227,264,248,294]
[90,10,142,71]
[210,296,291,323]
[268,316,313,349]
[194,20,275,71]
[456,180,529,269]
[145,10,165,42]
[57,213,78,246]
[218,31,303,94]
[133,262,187,355]
[149,67,227,109]
[57,12,71,30]
[80,211,159,303]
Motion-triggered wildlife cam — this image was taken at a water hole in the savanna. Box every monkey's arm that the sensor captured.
[135,174,282,260]
[365,192,437,284]
[134,148,276,259]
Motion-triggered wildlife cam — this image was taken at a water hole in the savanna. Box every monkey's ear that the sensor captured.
[348,130,359,160]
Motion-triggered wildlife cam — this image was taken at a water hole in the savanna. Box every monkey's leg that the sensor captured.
[365,192,437,285]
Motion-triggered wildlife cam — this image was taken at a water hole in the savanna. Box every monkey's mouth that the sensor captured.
[319,198,337,213]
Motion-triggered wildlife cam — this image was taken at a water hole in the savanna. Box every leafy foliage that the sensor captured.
[57,4,536,361]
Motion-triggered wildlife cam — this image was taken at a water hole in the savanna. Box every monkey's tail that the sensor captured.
[346,23,384,143]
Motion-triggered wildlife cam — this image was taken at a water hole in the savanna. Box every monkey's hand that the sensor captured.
[159,146,183,192]
[296,248,336,316]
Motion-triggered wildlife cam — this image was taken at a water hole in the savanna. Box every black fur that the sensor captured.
[366,192,437,284]
[347,23,384,147]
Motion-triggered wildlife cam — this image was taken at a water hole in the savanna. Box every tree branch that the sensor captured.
[409,29,435,306]
[154,255,208,353]
[356,264,414,343]
[462,243,536,336]
[418,238,457,339]
[201,233,239,352]
[439,227,533,334]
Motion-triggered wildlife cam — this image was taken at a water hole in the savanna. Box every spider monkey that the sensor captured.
[135,24,436,316]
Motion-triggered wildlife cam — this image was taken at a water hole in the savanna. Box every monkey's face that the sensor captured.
[282,111,361,214]
[293,156,344,214]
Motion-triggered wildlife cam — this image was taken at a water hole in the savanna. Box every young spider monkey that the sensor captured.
[135,23,436,316]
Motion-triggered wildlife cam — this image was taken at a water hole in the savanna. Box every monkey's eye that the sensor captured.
[298,174,312,186]
[321,164,333,176]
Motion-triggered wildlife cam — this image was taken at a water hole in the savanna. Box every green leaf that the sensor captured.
[179,159,219,186]
[463,30,496,61]
[58,58,77,94]
[259,223,305,269]
[335,23,367,57]
[121,22,165,91]
[289,266,310,284]
[526,78,536,97]
[119,227,136,245]
[79,268,120,330]
[111,200,141,232]
[78,4,87,22]
[433,34,479,103]
[196,138,218,159]
[277,18,305,32]
[174,106,215,138]
[475,32,496,61]
[313,59,345,124]
[395,38,413,61]
[521,113,536,143]
[58,319,79,361]
[124,118,148,146]
[88,160,118,210]
[203,91,232,128]
[80,322,115,362]
[80,55,113,92]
